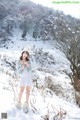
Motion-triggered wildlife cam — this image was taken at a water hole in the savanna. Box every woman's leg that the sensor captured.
[25,86,31,104]
[18,86,25,103]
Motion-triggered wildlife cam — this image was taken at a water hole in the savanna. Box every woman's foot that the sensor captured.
[15,101,22,109]
[23,102,29,113]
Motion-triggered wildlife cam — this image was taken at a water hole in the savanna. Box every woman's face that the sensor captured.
[22,52,28,59]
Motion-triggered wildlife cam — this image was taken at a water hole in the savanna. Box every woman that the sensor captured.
[16,50,32,113]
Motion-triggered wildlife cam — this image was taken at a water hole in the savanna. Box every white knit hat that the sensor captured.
[22,46,30,52]
[21,46,34,55]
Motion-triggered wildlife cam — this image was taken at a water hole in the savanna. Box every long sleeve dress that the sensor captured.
[16,60,32,87]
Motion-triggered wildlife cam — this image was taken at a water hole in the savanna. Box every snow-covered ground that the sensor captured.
[0,31,80,120]
[0,72,80,120]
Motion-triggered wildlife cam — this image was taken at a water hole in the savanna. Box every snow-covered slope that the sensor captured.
[0,31,80,120]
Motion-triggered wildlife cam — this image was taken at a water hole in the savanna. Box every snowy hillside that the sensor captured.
[0,31,80,120]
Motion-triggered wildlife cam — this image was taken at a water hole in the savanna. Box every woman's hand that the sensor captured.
[21,64,25,70]
[24,62,30,68]
[20,60,30,69]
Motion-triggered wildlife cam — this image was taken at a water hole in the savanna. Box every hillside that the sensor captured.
[0,33,80,120]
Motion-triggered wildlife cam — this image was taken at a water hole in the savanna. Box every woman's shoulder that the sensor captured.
[17,60,22,64]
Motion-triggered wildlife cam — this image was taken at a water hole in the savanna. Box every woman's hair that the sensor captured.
[20,51,29,61]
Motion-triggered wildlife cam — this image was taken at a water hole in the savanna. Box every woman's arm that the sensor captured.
[25,62,30,68]
[16,60,24,74]
[25,60,31,70]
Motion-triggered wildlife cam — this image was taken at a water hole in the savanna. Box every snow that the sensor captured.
[0,78,80,120]
[0,31,80,120]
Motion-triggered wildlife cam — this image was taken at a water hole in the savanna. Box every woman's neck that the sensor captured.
[22,58,26,61]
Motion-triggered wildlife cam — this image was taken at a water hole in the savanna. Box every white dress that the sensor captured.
[16,60,32,87]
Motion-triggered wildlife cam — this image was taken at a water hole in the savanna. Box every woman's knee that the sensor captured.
[26,86,31,93]
[20,87,25,93]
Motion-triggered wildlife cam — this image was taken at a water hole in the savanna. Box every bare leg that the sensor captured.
[25,86,31,105]
[18,86,25,103]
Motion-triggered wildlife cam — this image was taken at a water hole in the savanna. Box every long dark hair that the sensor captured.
[20,51,29,61]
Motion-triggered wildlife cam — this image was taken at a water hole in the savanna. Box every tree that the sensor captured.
[21,14,33,38]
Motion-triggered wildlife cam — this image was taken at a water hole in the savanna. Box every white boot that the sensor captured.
[15,102,21,109]
[23,102,29,113]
